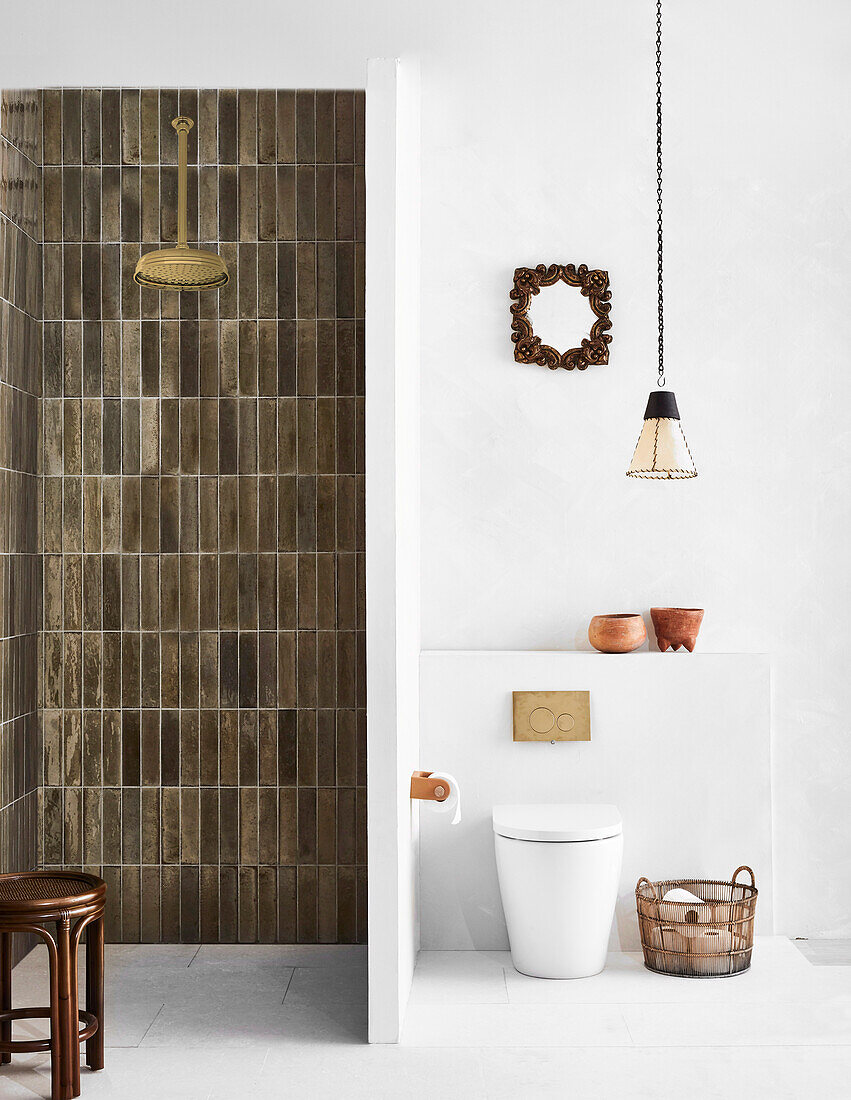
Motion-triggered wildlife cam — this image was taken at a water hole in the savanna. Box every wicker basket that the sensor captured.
[635,866,758,978]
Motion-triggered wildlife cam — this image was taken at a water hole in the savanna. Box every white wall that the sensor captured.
[365,58,421,1043]
[418,651,772,951]
[415,0,851,941]
[3,0,851,937]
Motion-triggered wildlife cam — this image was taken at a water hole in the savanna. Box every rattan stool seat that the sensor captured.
[0,870,106,1100]
[0,871,104,911]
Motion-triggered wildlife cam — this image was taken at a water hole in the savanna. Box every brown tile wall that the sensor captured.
[0,90,42,926]
[40,89,366,943]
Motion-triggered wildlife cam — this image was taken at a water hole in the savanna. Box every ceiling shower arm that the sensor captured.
[172,116,193,250]
[133,114,228,290]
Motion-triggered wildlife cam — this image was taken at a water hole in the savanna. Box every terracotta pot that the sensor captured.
[650,607,704,652]
[588,614,647,654]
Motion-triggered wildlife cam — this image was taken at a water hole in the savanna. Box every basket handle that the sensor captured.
[635,877,653,893]
[732,865,755,888]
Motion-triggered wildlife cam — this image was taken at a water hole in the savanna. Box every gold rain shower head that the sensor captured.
[134,117,229,291]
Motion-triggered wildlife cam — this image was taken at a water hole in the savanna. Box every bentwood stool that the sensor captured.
[0,871,105,1100]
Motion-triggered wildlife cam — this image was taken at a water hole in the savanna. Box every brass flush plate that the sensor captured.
[512,691,591,742]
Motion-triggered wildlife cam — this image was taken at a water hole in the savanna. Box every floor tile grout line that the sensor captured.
[256,1045,273,1076]
[404,1041,851,1051]
[135,1002,165,1048]
[617,1041,851,1049]
[482,1000,850,1006]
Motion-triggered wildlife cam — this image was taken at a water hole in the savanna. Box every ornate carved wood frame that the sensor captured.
[510,263,612,371]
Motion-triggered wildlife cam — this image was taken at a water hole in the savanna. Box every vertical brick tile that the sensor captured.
[36,87,365,946]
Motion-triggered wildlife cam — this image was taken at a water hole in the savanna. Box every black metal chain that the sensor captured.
[656,0,665,387]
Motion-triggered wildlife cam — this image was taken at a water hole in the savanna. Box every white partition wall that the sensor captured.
[366,58,422,1044]
[419,652,773,952]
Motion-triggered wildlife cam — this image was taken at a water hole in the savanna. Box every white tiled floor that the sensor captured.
[404,938,851,1097]
[1,938,850,1099]
[0,943,368,1099]
[794,937,851,966]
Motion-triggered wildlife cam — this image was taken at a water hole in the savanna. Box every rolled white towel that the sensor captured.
[663,887,704,905]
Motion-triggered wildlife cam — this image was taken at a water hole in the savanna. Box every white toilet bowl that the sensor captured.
[493,803,623,979]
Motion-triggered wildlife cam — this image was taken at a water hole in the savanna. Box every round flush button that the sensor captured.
[529,707,555,734]
[557,713,575,733]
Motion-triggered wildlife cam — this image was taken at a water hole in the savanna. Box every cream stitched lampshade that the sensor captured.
[626,390,697,479]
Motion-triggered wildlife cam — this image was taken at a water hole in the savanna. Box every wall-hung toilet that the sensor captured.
[493,804,623,979]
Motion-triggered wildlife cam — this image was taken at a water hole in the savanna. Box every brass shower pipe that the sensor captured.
[134,116,229,291]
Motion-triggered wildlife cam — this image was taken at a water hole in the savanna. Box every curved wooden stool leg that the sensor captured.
[55,916,80,1100]
[0,932,10,1064]
[85,915,103,1070]
[45,928,63,1100]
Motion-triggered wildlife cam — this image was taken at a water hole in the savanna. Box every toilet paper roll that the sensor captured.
[661,925,734,953]
[425,772,461,825]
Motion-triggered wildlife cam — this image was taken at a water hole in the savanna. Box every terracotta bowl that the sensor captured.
[650,608,705,652]
[588,614,647,654]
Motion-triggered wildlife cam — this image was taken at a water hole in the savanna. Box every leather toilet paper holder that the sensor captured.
[410,771,451,802]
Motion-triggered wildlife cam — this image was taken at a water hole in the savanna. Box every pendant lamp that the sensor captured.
[626,0,697,479]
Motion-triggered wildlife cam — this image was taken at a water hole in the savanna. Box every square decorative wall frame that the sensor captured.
[510,263,612,370]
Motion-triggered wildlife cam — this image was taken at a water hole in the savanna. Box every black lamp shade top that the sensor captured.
[643,390,680,420]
